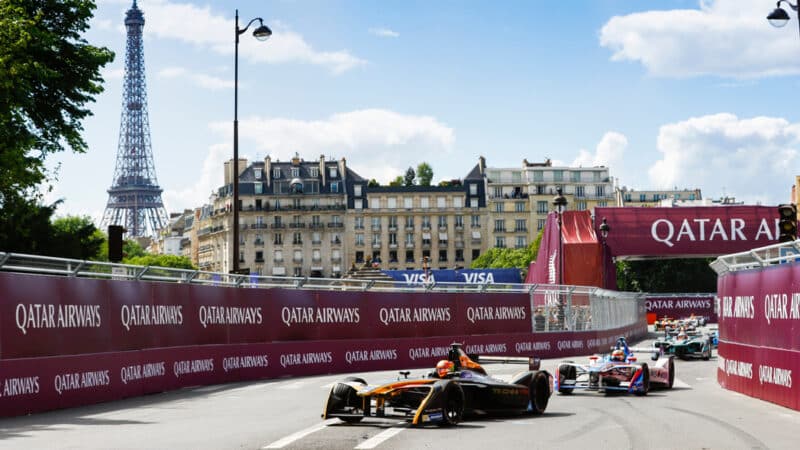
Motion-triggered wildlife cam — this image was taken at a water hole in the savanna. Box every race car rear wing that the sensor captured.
[472,355,541,371]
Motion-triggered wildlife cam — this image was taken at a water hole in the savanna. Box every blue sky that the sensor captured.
[47,0,800,220]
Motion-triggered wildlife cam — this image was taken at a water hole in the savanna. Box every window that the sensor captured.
[438,216,447,228]
[354,199,363,210]
[598,201,608,207]
[421,197,430,208]
[577,201,587,211]
[273,168,281,178]
[312,232,321,244]
[494,219,505,232]
[469,184,478,195]
[438,249,448,262]
[470,198,479,208]
[355,233,364,245]
[537,201,548,214]
[332,215,342,225]
[372,217,381,230]
[256,216,264,227]
[389,250,398,262]
[495,202,504,212]
[255,234,263,245]
[274,250,283,262]
[437,196,446,208]
[595,185,605,197]
[388,197,397,209]
[571,171,581,182]
[291,167,300,178]
[493,186,502,198]
[330,181,339,193]
[389,233,397,245]
[421,216,431,229]
[329,166,338,178]
[640,194,647,202]
[553,170,564,182]
[515,219,526,232]
[274,233,283,245]
[309,167,319,177]
[254,183,262,194]
[312,249,321,262]
[453,197,463,208]
[355,216,364,229]
[575,185,585,197]
[293,232,302,244]
[405,250,415,262]
[472,249,480,260]
[516,236,527,248]
[470,215,480,227]
[371,198,380,209]
[293,250,302,262]
[254,169,262,179]
[355,251,364,263]
[255,251,264,262]
[388,216,398,229]
[495,236,506,248]
[533,170,543,182]
[624,193,632,201]
[372,233,381,246]
[332,249,340,260]
[354,185,362,197]
[404,197,413,209]
[515,202,525,212]
[593,171,602,182]
[293,267,302,277]
[454,215,464,228]
[405,233,414,245]
[512,172,522,183]
[537,219,546,230]
[405,216,414,229]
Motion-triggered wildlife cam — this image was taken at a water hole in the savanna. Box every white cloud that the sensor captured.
[163,109,455,211]
[157,66,233,89]
[369,27,399,38]
[137,1,365,74]
[600,0,800,78]
[101,67,125,80]
[648,113,799,204]
[571,132,627,167]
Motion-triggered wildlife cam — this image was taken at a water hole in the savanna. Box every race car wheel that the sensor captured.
[327,381,365,423]
[440,382,465,426]
[668,358,675,389]
[634,364,650,396]
[528,371,550,415]
[558,364,576,395]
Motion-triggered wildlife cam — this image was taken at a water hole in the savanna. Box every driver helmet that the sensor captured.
[611,349,625,361]
[677,331,687,341]
[436,359,455,378]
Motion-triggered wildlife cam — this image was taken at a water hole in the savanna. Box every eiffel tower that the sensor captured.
[101,0,168,237]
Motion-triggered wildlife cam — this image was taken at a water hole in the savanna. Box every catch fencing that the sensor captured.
[711,240,800,410]
[0,252,646,417]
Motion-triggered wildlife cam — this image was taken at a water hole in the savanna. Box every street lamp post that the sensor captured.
[599,217,610,289]
[232,10,271,274]
[767,1,800,39]
[552,187,567,329]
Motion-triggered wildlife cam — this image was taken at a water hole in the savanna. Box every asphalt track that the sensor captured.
[1,330,798,450]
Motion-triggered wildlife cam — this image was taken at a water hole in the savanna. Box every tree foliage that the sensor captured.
[48,215,104,259]
[389,176,403,187]
[403,167,416,186]
[0,0,113,239]
[124,254,196,270]
[615,258,717,293]
[367,179,380,187]
[470,228,544,279]
[416,162,433,186]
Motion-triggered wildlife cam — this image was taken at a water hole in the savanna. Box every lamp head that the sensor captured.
[599,217,610,239]
[253,21,272,41]
[768,6,790,27]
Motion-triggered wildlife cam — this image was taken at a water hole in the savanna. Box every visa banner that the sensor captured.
[381,268,522,285]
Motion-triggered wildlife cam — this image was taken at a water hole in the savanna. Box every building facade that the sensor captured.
[615,186,703,207]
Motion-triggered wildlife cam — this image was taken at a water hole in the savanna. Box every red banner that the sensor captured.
[595,206,779,257]
[645,295,717,323]
[0,323,647,418]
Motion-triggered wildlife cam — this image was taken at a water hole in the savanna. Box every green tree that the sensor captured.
[124,254,196,270]
[367,179,380,187]
[0,195,58,254]
[389,176,404,187]
[0,0,114,240]
[416,162,433,186]
[47,215,104,259]
[470,228,543,279]
[404,167,416,186]
[615,258,716,293]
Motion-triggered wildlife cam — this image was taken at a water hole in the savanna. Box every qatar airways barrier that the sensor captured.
[0,272,646,417]
[716,263,800,410]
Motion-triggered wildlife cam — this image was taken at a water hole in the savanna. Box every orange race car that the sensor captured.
[322,343,552,426]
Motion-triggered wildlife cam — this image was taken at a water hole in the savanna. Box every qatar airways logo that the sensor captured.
[763,293,800,324]
[466,306,526,323]
[15,303,101,335]
[650,218,778,248]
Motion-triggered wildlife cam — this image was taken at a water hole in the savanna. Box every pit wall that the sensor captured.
[717,263,800,410]
[0,272,646,417]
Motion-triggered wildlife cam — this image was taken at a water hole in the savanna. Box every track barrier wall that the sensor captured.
[0,254,646,417]
[712,240,800,411]
[644,293,717,324]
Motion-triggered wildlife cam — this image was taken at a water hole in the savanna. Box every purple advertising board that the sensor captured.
[645,295,717,323]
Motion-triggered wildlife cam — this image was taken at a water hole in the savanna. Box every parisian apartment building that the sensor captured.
[154,155,660,277]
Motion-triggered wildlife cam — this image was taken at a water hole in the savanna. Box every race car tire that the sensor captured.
[634,364,650,396]
[668,358,675,389]
[558,364,576,395]
[528,371,550,415]
[440,381,465,426]
[327,380,365,423]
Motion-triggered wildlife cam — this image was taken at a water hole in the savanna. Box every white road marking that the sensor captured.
[672,378,691,389]
[354,427,405,449]
[262,419,337,449]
